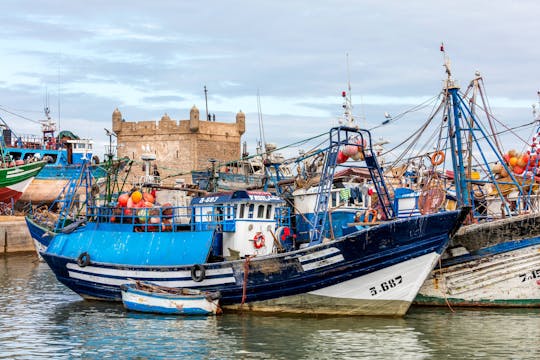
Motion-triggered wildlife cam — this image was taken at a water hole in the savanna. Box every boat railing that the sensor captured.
[86,203,292,234]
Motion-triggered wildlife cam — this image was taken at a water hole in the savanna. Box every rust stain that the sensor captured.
[250,258,283,274]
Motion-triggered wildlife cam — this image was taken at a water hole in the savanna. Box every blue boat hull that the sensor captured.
[121,283,220,315]
[41,209,467,316]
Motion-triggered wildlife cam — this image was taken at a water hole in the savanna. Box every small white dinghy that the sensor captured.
[120,280,222,315]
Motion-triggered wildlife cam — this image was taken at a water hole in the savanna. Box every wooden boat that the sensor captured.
[120,281,221,315]
[393,53,540,307]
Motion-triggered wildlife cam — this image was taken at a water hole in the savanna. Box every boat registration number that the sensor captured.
[369,275,403,296]
[519,268,540,282]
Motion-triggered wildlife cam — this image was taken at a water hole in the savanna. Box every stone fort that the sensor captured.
[112,106,245,183]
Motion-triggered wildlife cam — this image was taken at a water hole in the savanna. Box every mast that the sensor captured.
[442,46,522,214]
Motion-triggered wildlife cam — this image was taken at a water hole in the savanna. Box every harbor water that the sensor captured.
[1,253,539,359]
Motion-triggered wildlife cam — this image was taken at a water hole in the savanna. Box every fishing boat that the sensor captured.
[388,51,540,307]
[0,107,105,204]
[31,121,467,316]
[191,142,294,192]
[0,153,46,206]
[120,280,222,315]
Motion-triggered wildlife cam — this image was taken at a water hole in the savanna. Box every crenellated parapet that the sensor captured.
[111,107,246,183]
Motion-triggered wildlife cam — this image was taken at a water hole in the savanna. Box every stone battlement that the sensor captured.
[112,106,245,183]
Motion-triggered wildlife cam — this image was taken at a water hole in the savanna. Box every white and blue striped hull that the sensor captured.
[121,286,220,315]
[41,209,467,316]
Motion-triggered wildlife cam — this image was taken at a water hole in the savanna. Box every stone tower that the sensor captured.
[112,107,245,184]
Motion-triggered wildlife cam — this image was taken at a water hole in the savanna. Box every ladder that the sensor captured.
[54,162,94,231]
[309,127,396,245]
[363,151,395,220]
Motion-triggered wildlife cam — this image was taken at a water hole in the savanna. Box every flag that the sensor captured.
[440,43,445,52]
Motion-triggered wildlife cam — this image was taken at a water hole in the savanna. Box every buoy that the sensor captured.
[118,193,129,207]
[143,192,155,204]
[337,151,349,164]
[131,190,143,203]
[509,157,518,166]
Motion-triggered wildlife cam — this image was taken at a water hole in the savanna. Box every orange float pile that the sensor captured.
[112,190,174,231]
[501,149,538,175]
[337,138,366,164]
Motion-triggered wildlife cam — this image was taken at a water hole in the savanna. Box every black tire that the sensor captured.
[77,252,91,267]
[191,264,206,282]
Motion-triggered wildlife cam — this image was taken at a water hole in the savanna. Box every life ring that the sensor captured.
[364,209,378,223]
[253,232,266,249]
[77,252,91,267]
[191,264,206,282]
[430,151,445,166]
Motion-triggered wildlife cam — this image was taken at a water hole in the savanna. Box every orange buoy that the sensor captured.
[131,190,143,203]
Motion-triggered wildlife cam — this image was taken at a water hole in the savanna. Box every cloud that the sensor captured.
[0,0,539,162]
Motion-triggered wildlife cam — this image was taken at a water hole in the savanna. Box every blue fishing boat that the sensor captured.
[120,281,222,315]
[32,124,467,316]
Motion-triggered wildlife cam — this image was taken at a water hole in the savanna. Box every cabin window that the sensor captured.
[257,205,265,218]
[266,205,272,219]
[248,204,254,219]
[10,152,22,160]
[228,205,236,220]
[238,204,245,219]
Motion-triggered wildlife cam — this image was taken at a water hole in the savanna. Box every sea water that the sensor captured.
[1,253,539,359]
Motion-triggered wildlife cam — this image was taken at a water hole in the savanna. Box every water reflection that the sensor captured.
[1,253,540,359]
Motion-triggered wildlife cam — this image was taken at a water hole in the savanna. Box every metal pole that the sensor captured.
[204,86,209,121]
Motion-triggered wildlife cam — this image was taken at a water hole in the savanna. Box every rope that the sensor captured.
[241,255,254,306]
[438,257,455,313]
[0,106,41,124]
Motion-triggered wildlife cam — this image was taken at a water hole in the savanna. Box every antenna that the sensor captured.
[204,85,209,121]
[340,54,355,127]
[346,53,352,104]
[256,89,267,153]
[58,54,61,132]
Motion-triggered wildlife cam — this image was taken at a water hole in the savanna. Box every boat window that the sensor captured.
[9,151,22,160]
[248,204,254,219]
[238,204,245,219]
[266,205,272,219]
[257,205,265,218]
[228,205,236,220]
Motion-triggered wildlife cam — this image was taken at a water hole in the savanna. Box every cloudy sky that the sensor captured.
[1,0,539,163]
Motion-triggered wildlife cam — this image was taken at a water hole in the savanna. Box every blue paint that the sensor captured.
[442,237,540,268]
[46,225,215,266]
[123,301,214,315]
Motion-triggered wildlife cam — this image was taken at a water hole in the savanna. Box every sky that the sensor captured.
[0,0,539,165]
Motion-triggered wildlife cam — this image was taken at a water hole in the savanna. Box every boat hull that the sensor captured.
[41,209,467,316]
[121,284,220,315]
[20,164,107,203]
[0,161,46,203]
[416,239,540,307]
